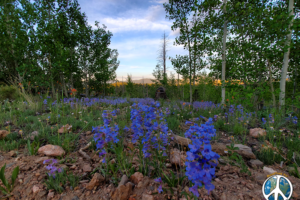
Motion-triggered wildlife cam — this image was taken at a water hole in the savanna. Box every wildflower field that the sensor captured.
[0,90,299,200]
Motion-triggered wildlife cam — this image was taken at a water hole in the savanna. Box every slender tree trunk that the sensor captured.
[85,74,89,97]
[104,81,106,96]
[267,59,276,108]
[60,73,68,97]
[193,58,196,88]
[221,0,227,105]
[279,0,294,109]
[185,23,193,103]
[48,55,56,98]
[70,73,74,90]
[163,32,166,77]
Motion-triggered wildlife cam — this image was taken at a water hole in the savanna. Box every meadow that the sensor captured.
[0,80,299,200]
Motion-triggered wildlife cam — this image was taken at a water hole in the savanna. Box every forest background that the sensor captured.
[0,0,299,115]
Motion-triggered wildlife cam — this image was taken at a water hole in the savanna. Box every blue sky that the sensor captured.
[77,0,190,81]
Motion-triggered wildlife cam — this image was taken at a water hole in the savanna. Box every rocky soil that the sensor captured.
[0,127,300,200]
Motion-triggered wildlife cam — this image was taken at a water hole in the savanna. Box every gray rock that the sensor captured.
[233,144,256,159]
[248,159,264,169]
[71,196,80,200]
[254,172,267,186]
[118,174,128,187]
[212,143,256,159]
[263,166,277,175]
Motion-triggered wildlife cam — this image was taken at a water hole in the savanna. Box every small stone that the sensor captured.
[249,128,266,138]
[70,165,76,170]
[254,173,267,186]
[248,159,264,169]
[58,124,72,134]
[130,172,143,185]
[211,143,228,156]
[0,130,9,139]
[111,182,133,200]
[118,175,129,187]
[170,148,186,166]
[86,173,105,190]
[136,181,143,188]
[71,196,80,200]
[35,157,50,164]
[166,163,172,168]
[233,144,256,159]
[292,191,299,199]
[263,166,277,175]
[32,185,40,194]
[8,150,17,157]
[86,131,92,135]
[38,145,65,157]
[82,164,92,172]
[142,194,154,200]
[47,191,54,199]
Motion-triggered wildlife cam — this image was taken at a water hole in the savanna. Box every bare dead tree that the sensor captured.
[157,32,170,78]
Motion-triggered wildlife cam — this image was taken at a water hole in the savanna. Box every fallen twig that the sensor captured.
[78,142,92,160]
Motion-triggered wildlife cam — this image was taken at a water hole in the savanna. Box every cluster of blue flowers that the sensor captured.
[286,115,298,125]
[293,116,298,125]
[43,159,62,178]
[154,177,163,193]
[262,117,267,125]
[93,110,119,163]
[124,102,169,158]
[184,118,220,197]
[43,99,47,105]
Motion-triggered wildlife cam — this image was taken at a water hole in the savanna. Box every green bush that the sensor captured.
[0,85,19,101]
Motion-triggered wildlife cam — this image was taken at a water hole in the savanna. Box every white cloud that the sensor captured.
[145,5,166,22]
[150,0,168,3]
[169,28,180,36]
[101,17,171,33]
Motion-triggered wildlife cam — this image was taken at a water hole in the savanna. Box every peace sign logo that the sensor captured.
[262,175,293,200]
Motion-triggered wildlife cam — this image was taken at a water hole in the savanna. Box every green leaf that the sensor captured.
[0,164,8,187]
[0,185,8,195]
[27,140,32,155]
[11,166,19,187]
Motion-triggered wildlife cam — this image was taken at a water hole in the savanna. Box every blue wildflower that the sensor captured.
[157,185,163,193]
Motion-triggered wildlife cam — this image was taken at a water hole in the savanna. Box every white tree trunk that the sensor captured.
[279,0,294,109]
[221,0,227,105]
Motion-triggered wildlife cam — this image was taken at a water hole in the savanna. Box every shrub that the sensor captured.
[0,85,19,101]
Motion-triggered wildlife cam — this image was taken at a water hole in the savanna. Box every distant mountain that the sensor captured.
[131,78,153,84]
